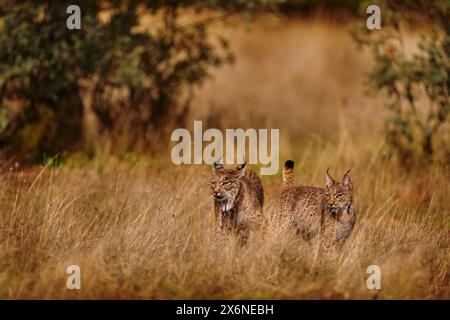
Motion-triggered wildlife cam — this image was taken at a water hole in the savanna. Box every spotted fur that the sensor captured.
[282,160,295,188]
[271,161,356,253]
[210,160,265,243]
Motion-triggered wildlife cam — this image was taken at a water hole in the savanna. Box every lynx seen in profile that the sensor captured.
[210,159,265,243]
[271,160,356,253]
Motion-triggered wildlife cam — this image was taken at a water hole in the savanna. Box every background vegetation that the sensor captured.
[0,0,279,161]
[352,0,449,166]
[0,0,448,299]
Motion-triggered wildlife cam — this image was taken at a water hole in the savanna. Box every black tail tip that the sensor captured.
[285,160,294,169]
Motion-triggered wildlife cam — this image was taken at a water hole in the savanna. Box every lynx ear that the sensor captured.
[213,157,224,171]
[325,168,335,188]
[342,169,352,188]
[236,161,246,176]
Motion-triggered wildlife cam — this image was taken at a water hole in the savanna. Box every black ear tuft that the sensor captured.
[325,168,335,187]
[236,161,246,170]
[285,160,294,169]
[342,169,352,186]
[213,156,224,170]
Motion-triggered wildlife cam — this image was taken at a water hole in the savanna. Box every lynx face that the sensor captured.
[210,163,245,212]
[324,169,353,215]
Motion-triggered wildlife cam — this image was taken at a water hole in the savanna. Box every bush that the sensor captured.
[279,0,366,17]
[0,0,278,162]
[352,0,450,166]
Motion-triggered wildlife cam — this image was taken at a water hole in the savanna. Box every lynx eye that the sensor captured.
[335,193,342,198]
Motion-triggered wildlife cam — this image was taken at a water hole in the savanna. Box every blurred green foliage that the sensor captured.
[0,0,279,161]
[352,0,449,166]
[279,0,366,16]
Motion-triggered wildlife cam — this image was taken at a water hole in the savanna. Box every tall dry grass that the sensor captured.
[0,17,448,299]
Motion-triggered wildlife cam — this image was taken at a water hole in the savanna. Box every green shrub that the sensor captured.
[352,0,449,166]
[0,0,278,161]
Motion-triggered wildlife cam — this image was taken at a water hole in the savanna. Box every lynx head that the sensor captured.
[324,169,353,215]
[210,159,246,211]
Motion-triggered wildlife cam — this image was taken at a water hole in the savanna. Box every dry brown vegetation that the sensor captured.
[0,17,448,299]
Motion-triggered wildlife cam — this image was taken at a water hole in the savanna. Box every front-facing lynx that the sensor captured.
[210,159,265,244]
[271,160,356,253]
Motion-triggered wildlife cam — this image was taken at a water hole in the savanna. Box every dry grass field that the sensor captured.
[0,17,448,299]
